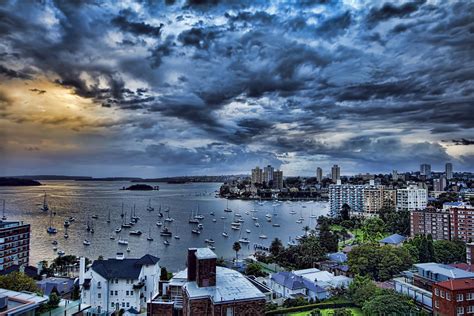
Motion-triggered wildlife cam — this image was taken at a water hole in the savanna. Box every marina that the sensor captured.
[0,181,328,270]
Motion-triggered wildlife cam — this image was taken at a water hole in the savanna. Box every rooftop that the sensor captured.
[0,221,27,229]
[0,288,48,315]
[195,248,217,260]
[328,252,348,263]
[90,254,159,280]
[415,262,474,279]
[380,233,407,245]
[184,266,265,303]
[436,278,474,291]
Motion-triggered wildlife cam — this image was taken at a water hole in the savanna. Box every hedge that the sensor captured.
[265,302,356,315]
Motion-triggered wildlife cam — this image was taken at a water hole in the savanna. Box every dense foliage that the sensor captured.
[0,272,39,292]
[347,244,412,281]
[404,234,466,263]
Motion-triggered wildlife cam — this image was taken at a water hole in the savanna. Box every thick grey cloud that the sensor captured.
[0,0,473,176]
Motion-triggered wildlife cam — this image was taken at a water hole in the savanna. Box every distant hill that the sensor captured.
[0,177,42,186]
[123,184,157,191]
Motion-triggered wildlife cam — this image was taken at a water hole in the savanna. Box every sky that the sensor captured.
[0,0,473,177]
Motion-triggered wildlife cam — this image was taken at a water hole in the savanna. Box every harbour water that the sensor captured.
[0,181,328,271]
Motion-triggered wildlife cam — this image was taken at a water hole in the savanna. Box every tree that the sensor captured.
[434,239,466,263]
[405,234,435,263]
[318,218,339,253]
[361,217,385,243]
[233,242,241,260]
[333,308,353,316]
[348,275,378,306]
[302,225,311,236]
[160,267,170,281]
[0,272,39,293]
[270,238,284,257]
[362,290,417,315]
[244,262,268,277]
[340,204,351,221]
[379,207,410,235]
[48,292,60,308]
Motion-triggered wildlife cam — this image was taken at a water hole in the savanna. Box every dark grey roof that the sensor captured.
[91,255,159,280]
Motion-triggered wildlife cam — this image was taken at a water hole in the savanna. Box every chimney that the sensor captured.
[79,257,86,285]
[187,248,197,282]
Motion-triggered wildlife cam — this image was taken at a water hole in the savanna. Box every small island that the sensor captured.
[122,184,159,191]
[0,177,42,186]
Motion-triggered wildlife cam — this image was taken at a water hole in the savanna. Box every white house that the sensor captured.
[80,253,160,315]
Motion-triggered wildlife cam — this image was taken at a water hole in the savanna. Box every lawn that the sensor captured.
[288,307,363,316]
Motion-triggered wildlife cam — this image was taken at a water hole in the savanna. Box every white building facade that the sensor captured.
[80,254,160,315]
[396,185,428,211]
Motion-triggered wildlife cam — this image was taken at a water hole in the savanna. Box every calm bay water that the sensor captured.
[0,181,328,271]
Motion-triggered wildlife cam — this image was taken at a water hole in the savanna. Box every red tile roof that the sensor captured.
[449,263,474,272]
[436,278,474,291]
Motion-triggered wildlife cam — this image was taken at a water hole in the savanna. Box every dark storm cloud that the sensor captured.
[366,0,426,27]
[1,0,473,175]
[111,14,164,37]
[449,139,474,146]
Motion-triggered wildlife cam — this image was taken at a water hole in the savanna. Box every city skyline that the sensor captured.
[0,1,473,177]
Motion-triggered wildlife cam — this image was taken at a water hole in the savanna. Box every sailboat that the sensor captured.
[194,204,204,220]
[222,221,228,238]
[107,210,111,223]
[147,225,154,241]
[224,200,232,212]
[147,199,154,212]
[118,231,129,245]
[64,226,69,239]
[238,228,250,243]
[160,223,172,236]
[83,239,91,246]
[46,207,57,234]
[120,203,125,218]
[131,204,140,221]
[164,208,174,222]
[158,205,163,217]
[189,207,199,224]
[122,212,132,228]
[2,199,6,220]
[41,192,49,212]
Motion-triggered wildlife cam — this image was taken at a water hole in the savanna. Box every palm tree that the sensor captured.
[232,242,241,261]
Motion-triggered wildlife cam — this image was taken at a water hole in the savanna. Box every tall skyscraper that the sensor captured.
[331,165,340,183]
[251,166,263,185]
[263,165,274,184]
[445,162,453,180]
[316,167,323,183]
[433,176,447,192]
[273,170,283,189]
[420,163,431,178]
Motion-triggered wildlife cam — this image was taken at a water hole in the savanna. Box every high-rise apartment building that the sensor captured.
[251,166,263,185]
[420,163,432,178]
[445,163,453,180]
[433,176,447,192]
[331,165,340,183]
[363,187,397,215]
[329,183,367,217]
[396,185,428,211]
[263,165,274,184]
[273,170,283,189]
[410,207,451,240]
[316,167,323,183]
[0,220,30,272]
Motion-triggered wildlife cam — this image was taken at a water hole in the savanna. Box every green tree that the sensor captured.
[270,238,284,257]
[434,239,466,263]
[340,204,351,221]
[48,292,60,308]
[361,217,385,243]
[0,272,39,292]
[318,218,338,252]
[160,267,170,280]
[333,308,352,316]
[244,262,268,277]
[233,242,241,260]
[302,225,311,236]
[348,275,378,306]
[362,290,417,315]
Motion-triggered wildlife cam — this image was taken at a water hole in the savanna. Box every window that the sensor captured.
[435,300,439,308]
[97,281,101,288]
[468,293,474,301]
[458,294,465,302]
[98,293,101,299]
[468,306,474,314]
[447,292,452,301]
[111,302,115,308]
[110,291,113,296]
[115,291,118,295]
[226,307,234,316]
[435,288,439,296]
[441,290,445,298]
[458,307,465,315]
[122,302,125,307]
[126,291,129,296]
[126,302,130,307]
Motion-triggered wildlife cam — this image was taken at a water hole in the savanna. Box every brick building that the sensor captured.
[148,248,266,316]
[411,207,450,240]
[0,220,30,272]
[450,205,474,241]
[433,278,474,316]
